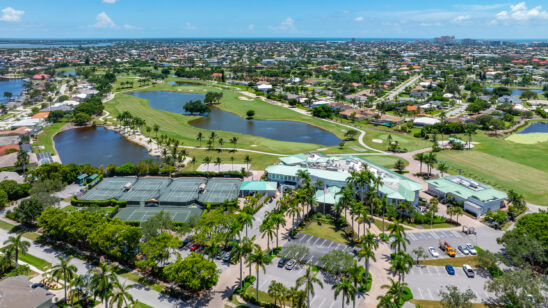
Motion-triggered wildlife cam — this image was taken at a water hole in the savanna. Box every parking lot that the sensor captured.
[257,257,361,308]
[406,265,494,303]
[398,226,504,259]
[283,233,356,266]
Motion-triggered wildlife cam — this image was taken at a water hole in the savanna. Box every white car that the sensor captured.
[463,264,475,278]
[458,245,470,255]
[466,244,477,255]
[428,247,439,258]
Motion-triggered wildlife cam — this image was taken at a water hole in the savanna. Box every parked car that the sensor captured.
[458,245,470,255]
[180,238,192,249]
[223,251,232,262]
[189,244,200,252]
[445,264,455,275]
[463,264,475,278]
[278,257,288,268]
[285,259,296,270]
[31,283,48,289]
[428,247,439,258]
[216,251,226,260]
[466,244,477,255]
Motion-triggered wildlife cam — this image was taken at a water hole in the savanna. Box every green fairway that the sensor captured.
[438,149,548,205]
[506,133,548,144]
[362,155,408,169]
[362,130,431,152]
[36,122,66,155]
[103,83,365,155]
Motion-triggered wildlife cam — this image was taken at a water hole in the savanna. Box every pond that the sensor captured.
[128,90,341,146]
[54,126,156,166]
[0,79,25,104]
[63,70,76,76]
[519,122,548,134]
[485,87,543,96]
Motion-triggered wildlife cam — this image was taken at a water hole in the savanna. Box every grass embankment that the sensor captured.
[420,256,480,267]
[103,83,364,155]
[35,122,66,155]
[19,253,52,271]
[301,220,348,244]
[410,299,494,308]
[437,133,548,205]
[112,267,164,293]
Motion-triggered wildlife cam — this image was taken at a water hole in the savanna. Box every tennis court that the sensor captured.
[80,177,137,201]
[159,178,206,205]
[116,205,203,223]
[198,178,241,204]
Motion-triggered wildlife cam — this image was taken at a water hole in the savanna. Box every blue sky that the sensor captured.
[0,1,547,39]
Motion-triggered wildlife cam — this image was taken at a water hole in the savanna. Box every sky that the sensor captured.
[0,0,547,39]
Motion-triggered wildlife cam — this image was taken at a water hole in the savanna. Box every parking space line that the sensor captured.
[427,288,434,300]
[450,230,461,238]
[417,287,424,299]
[429,231,439,239]
[420,232,429,239]
[316,238,325,247]
[328,241,336,249]
[329,301,338,308]
[408,233,418,241]
[483,292,490,300]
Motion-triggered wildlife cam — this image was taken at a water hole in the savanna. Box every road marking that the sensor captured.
[417,287,424,299]
[483,292,490,300]
[450,230,461,238]
[420,232,429,239]
[316,238,325,247]
[408,233,418,241]
[429,231,439,239]
[328,241,336,249]
[474,291,481,302]
[329,300,338,308]
[427,288,434,300]
[439,231,449,237]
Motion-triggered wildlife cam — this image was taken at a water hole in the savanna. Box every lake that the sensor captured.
[168,81,204,86]
[0,79,25,104]
[485,87,543,96]
[128,90,341,146]
[63,70,76,76]
[519,122,548,134]
[54,126,156,166]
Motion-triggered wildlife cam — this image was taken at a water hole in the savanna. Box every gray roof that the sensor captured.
[0,275,53,308]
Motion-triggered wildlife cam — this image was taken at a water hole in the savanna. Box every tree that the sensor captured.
[136,232,179,272]
[390,251,414,282]
[415,152,425,176]
[318,250,354,274]
[379,277,409,307]
[246,109,255,119]
[437,161,448,177]
[153,124,160,138]
[283,244,309,261]
[439,285,476,308]
[232,237,254,290]
[268,280,287,307]
[394,159,406,173]
[3,234,30,268]
[296,266,323,308]
[358,230,378,289]
[163,253,219,291]
[412,247,427,264]
[16,150,29,173]
[485,268,546,308]
[244,155,252,171]
[247,246,272,301]
[0,190,7,209]
[345,260,364,308]
[12,196,44,224]
[388,220,409,253]
[196,132,203,147]
[90,263,119,308]
[230,136,238,151]
[507,189,526,213]
[332,277,356,308]
[141,210,173,241]
[74,112,91,125]
[51,256,78,304]
[109,281,135,308]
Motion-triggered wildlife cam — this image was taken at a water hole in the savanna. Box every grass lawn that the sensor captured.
[362,130,431,152]
[245,287,289,307]
[132,302,153,308]
[0,220,41,241]
[420,256,480,267]
[36,122,66,155]
[19,253,52,271]
[371,218,412,232]
[301,220,348,244]
[113,267,163,293]
[410,299,495,308]
[177,147,281,171]
[361,155,408,169]
[104,83,364,155]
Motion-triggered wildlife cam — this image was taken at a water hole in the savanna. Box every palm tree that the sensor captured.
[203,156,211,172]
[196,132,203,147]
[390,251,414,283]
[230,136,238,151]
[247,247,272,302]
[238,212,255,237]
[90,263,119,308]
[218,138,224,148]
[296,265,323,308]
[414,152,425,176]
[16,150,29,173]
[333,277,356,308]
[70,274,94,306]
[209,132,217,146]
[287,197,302,233]
[380,277,408,306]
[232,236,254,289]
[230,156,235,171]
[358,230,378,289]
[268,280,287,307]
[346,260,365,308]
[437,161,448,177]
[378,196,389,235]
[3,234,30,268]
[109,281,134,308]
[244,155,252,171]
[214,157,222,172]
[269,211,286,247]
[388,221,409,253]
[51,256,78,304]
[259,218,276,250]
[153,124,160,138]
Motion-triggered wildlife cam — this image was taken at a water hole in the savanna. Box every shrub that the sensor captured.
[234,275,256,294]
[71,197,127,207]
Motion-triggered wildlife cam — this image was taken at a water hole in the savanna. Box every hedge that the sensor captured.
[234,275,256,294]
[172,171,244,179]
[71,197,127,207]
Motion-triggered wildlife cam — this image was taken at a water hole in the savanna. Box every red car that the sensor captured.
[190,244,200,252]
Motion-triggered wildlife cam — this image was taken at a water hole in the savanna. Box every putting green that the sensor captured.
[505,133,548,144]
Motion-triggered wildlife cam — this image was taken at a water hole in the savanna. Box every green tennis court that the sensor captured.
[116,206,203,223]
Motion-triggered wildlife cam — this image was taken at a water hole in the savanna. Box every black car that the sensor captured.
[31,283,48,290]
[278,257,288,267]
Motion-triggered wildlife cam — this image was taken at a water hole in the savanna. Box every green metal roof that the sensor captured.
[77,174,88,180]
[280,153,307,165]
[240,181,278,191]
[314,186,342,205]
[426,177,507,202]
[265,165,350,182]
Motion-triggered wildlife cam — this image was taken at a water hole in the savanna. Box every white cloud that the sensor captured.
[123,24,141,30]
[268,17,296,32]
[453,15,470,23]
[102,0,118,3]
[91,12,116,28]
[0,7,24,22]
[354,16,364,21]
[184,22,196,30]
[248,24,255,31]
[494,2,548,23]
